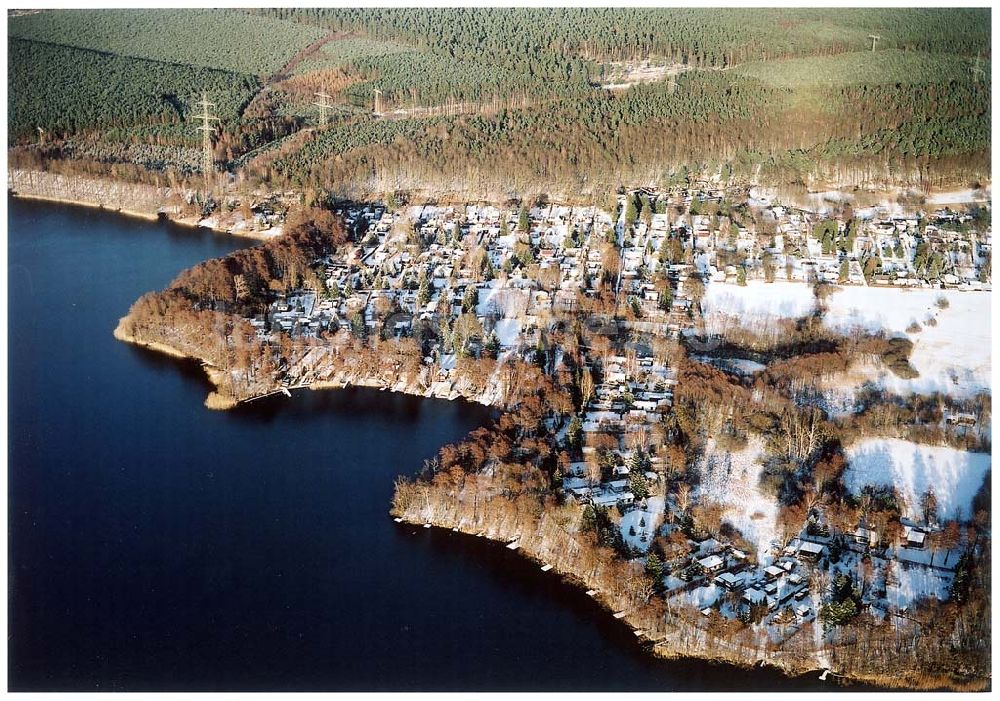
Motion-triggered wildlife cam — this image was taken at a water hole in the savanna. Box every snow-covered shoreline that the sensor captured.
[9,169,280,242]
[115,318,504,412]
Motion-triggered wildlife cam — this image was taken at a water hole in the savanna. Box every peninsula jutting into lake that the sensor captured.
[8,5,992,692]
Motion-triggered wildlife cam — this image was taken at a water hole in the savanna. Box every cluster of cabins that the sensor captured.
[640,193,990,291]
[251,291,331,339]
[662,535,821,623]
[240,187,989,363]
[558,351,677,508]
[562,469,656,510]
[586,354,676,419]
[229,188,980,632]
[699,201,990,290]
[560,440,958,627]
[661,513,954,627]
[342,201,613,327]
[248,200,647,377]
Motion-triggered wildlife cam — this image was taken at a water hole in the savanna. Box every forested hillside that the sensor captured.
[8,38,259,140]
[7,9,323,142]
[259,8,989,71]
[7,7,992,194]
[8,9,326,75]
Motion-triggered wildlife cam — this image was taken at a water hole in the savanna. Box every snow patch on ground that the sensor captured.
[825,287,991,397]
[694,355,767,376]
[885,560,954,609]
[492,319,522,348]
[256,226,284,239]
[844,438,990,521]
[477,283,530,319]
[683,583,722,608]
[696,436,779,563]
[924,188,990,205]
[439,353,457,371]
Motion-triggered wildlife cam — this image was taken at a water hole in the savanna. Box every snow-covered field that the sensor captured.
[492,319,522,347]
[696,437,779,563]
[925,188,990,206]
[702,282,991,397]
[681,583,722,608]
[477,282,529,319]
[825,287,991,397]
[693,355,767,376]
[701,281,815,332]
[844,438,990,521]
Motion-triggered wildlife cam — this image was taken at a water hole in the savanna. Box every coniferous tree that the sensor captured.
[624,195,639,229]
[645,552,664,580]
[518,204,530,233]
[566,415,583,452]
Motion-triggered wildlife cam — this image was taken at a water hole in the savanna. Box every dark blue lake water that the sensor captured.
[8,198,837,691]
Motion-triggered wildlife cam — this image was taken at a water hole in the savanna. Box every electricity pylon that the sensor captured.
[868,34,881,53]
[313,90,334,127]
[195,92,220,182]
[971,55,986,84]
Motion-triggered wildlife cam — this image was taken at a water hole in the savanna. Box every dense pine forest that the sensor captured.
[258,8,989,73]
[7,7,992,195]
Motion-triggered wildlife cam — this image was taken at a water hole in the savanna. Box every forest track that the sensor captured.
[267,31,354,85]
[239,31,353,120]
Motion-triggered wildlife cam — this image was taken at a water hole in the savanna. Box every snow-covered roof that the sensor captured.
[716,572,743,587]
[698,555,724,570]
[798,541,824,555]
[696,537,723,555]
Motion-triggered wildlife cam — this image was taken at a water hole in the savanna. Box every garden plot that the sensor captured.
[680,583,722,609]
[884,560,954,609]
[477,282,530,319]
[619,496,666,552]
